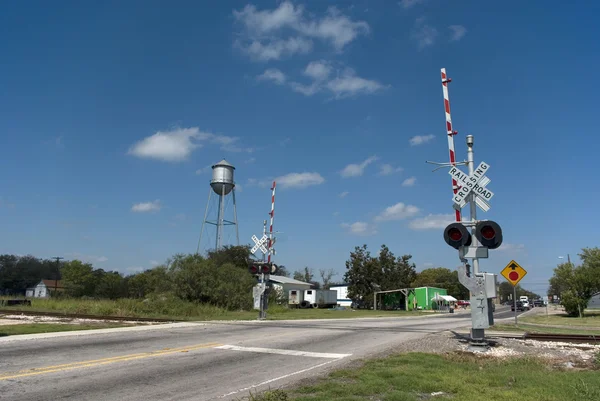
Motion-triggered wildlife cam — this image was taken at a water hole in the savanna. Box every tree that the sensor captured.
[206,245,252,269]
[547,248,600,317]
[412,267,469,300]
[343,245,379,308]
[548,262,575,298]
[272,265,290,277]
[169,253,255,309]
[61,260,97,297]
[293,267,314,283]
[319,268,336,289]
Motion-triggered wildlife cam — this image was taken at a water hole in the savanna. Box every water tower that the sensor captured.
[197,159,240,253]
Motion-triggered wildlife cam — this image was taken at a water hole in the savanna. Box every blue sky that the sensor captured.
[1,0,598,294]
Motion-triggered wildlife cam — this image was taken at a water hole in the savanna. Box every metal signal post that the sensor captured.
[431,69,503,349]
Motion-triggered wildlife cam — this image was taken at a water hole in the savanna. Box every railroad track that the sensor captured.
[523,332,599,344]
[0,309,182,323]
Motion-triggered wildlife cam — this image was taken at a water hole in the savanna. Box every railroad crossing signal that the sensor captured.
[448,162,494,212]
[248,261,278,275]
[251,234,268,254]
[501,260,527,286]
[443,220,503,251]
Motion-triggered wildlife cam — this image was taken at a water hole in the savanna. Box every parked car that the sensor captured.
[533,300,544,307]
[511,301,525,312]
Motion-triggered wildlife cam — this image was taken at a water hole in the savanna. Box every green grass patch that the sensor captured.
[493,323,600,335]
[519,311,600,328]
[0,297,422,321]
[270,352,600,401]
[0,322,133,336]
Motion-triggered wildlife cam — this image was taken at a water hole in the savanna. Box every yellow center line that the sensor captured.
[0,342,222,381]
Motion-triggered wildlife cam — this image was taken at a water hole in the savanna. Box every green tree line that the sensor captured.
[548,247,600,317]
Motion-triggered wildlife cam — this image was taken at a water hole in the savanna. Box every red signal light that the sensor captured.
[448,228,463,241]
[249,264,259,274]
[481,225,495,240]
[474,221,503,249]
[443,223,471,249]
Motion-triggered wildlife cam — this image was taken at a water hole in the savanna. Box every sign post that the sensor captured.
[501,260,528,326]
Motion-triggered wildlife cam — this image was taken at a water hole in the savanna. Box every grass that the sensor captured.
[0,322,133,336]
[0,297,423,321]
[246,352,600,401]
[519,310,600,328]
[492,323,600,336]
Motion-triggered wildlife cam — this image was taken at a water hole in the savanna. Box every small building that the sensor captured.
[407,287,448,310]
[25,280,64,298]
[588,292,600,309]
[267,276,312,298]
[329,284,352,307]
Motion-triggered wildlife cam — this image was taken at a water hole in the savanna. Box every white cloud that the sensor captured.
[341,221,377,236]
[195,165,212,175]
[245,157,256,164]
[131,200,161,213]
[65,253,108,264]
[375,202,420,222]
[128,127,241,162]
[449,25,467,42]
[233,2,369,58]
[339,191,349,198]
[399,0,427,8]
[174,213,186,221]
[288,63,386,99]
[409,134,435,146]
[333,211,340,216]
[498,243,526,252]
[409,213,455,230]
[149,260,159,266]
[402,177,417,187]
[326,68,387,99]
[273,172,325,189]
[340,155,379,177]
[411,17,438,49]
[243,37,313,61]
[304,60,332,81]
[235,184,242,192]
[257,68,287,84]
[379,164,403,176]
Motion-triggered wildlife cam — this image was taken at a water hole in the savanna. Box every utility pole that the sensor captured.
[53,256,64,293]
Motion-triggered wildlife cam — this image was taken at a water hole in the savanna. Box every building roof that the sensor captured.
[329,283,349,288]
[269,276,311,286]
[41,279,65,290]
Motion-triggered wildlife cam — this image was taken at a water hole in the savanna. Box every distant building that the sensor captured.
[266,276,312,298]
[25,280,64,298]
[329,284,351,307]
[407,287,449,310]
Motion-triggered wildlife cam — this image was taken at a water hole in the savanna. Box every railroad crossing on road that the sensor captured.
[448,161,494,211]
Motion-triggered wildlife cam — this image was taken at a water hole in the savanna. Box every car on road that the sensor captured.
[511,301,525,312]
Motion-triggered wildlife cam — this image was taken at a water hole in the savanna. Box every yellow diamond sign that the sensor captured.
[501,260,527,286]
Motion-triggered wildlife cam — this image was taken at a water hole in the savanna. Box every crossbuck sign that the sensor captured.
[251,234,268,255]
[448,162,494,212]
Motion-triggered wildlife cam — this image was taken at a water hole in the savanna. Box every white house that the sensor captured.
[25,280,64,298]
[589,292,600,309]
[329,284,352,307]
[268,276,312,297]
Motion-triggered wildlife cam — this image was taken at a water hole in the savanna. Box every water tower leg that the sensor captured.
[233,188,240,246]
[197,187,213,254]
[216,184,225,250]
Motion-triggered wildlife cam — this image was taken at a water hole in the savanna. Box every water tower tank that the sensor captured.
[210,159,235,195]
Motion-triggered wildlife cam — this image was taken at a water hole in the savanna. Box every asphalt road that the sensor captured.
[0,310,516,401]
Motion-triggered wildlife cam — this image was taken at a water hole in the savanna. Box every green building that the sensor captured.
[407,287,448,310]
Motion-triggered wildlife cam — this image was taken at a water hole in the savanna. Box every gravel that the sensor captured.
[389,330,600,369]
